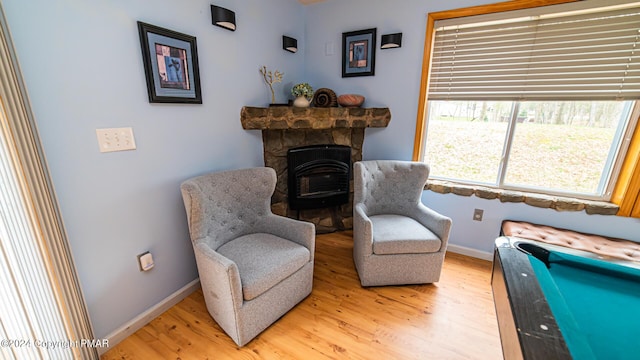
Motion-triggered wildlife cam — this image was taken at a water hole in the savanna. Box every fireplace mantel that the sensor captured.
[240,106,391,130]
[240,105,391,233]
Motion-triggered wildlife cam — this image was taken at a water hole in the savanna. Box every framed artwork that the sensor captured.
[342,28,376,78]
[137,22,202,104]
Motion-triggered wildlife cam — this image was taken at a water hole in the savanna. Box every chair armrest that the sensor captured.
[353,203,374,256]
[193,242,243,310]
[413,204,452,250]
[259,214,316,258]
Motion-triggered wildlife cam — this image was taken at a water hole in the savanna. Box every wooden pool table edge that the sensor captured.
[491,236,572,360]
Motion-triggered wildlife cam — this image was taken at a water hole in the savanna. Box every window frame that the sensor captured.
[413,0,640,216]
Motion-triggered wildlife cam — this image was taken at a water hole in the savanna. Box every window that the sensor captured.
[425,100,638,199]
[415,0,640,203]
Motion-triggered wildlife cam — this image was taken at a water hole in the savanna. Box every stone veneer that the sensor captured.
[427,179,619,215]
[241,106,391,233]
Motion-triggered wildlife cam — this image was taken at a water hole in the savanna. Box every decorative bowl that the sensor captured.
[337,94,365,107]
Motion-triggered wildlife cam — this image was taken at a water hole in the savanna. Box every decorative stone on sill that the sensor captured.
[240,106,391,130]
[524,194,555,208]
[584,201,619,215]
[554,198,585,212]
[499,191,525,203]
[426,179,619,216]
[476,188,499,200]
[451,185,475,197]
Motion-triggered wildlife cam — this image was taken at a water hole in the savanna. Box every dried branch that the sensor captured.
[260,66,283,103]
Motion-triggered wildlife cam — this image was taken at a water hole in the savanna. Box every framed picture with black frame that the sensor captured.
[342,28,376,78]
[137,22,202,104]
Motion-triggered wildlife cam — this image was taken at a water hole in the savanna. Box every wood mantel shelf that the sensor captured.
[240,106,391,130]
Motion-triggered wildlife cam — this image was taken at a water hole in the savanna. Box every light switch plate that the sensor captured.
[325,42,335,56]
[96,127,136,153]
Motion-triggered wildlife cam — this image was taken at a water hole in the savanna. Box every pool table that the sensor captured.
[492,236,640,360]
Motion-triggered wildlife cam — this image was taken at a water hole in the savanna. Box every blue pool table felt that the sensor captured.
[529,251,640,360]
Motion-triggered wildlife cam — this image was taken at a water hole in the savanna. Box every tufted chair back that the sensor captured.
[354,160,430,217]
[180,167,276,250]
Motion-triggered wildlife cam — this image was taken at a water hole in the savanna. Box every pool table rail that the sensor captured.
[492,236,572,360]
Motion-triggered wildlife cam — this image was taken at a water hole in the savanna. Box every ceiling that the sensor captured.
[298,0,325,4]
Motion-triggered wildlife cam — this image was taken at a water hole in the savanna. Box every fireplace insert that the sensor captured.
[287,145,351,210]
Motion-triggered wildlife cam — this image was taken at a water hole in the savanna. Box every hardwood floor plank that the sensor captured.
[102,231,502,360]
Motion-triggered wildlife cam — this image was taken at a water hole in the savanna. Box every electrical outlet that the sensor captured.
[137,251,154,271]
[473,208,484,221]
[96,127,136,153]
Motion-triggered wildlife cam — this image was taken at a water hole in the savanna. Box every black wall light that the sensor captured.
[283,36,297,53]
[381,33,402,49]
[211,5,236,31]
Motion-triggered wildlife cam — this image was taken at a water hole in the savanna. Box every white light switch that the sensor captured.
[325,42,335,56]
[96,127,136,153]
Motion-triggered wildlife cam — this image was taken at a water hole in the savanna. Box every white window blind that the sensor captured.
[428,0,640,101]
[1,107,73,360]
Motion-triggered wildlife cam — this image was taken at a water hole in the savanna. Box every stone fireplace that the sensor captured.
[241,106,391,233]
[287,144,351,211]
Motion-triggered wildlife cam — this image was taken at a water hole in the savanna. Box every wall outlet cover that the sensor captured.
[137,252,154,271]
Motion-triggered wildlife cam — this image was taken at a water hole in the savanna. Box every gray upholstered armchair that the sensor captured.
[353,160,452,286]
[180,167,315,346]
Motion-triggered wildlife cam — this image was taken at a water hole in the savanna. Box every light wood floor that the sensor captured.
[102,231,503,359]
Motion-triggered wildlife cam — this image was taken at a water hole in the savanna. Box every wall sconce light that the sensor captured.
[283,36,298,53]
[381,33,402,49]
[211,5,236,31]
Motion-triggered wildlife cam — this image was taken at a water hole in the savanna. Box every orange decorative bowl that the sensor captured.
[337,94,365,107]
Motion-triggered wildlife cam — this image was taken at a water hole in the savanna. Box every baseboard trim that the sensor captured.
[447,244,493,261]
[98,278,200,355]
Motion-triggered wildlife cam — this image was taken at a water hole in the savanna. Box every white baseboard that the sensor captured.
[98,278,200,355]
[446,244,493,261]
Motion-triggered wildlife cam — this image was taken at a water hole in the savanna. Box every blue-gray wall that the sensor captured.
[2,0,305,338]
[3,0,640,340]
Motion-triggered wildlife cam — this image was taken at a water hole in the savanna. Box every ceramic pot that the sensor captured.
[293,96,310,108]
[337,94,365,107]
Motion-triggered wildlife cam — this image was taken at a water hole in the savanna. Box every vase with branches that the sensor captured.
[259,66,284,104]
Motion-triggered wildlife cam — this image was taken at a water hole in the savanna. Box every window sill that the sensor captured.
[426,180,619,216]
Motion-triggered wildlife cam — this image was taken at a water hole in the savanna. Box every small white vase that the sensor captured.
[293,96,310,108]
